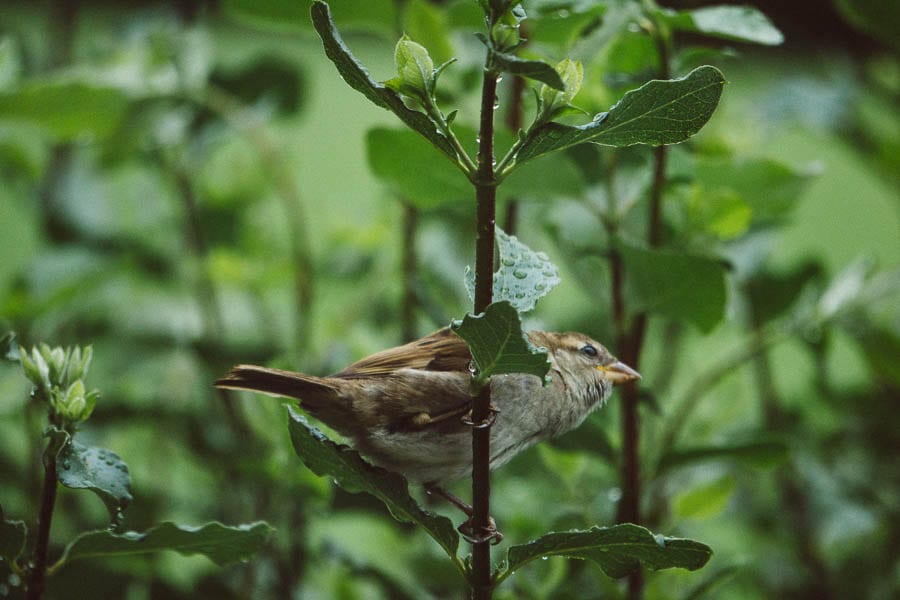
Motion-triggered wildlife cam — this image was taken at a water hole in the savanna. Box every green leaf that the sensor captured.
[286,408,461,564]
[499,523,712,581]
[57,440,133,521]
[310,1,458,163]
[694,157,816,224]
[465,229,561,313]
[658,439,789,472]
[515,66,725,167]
[682,185,752,240]
[450,301,551,384]
[55,521,273,568]
[491,52,565,89]
[673,476,735,520]
[0,512,27,563]
[660,6,784,46]
[0,80,129,142]
[619,243,727,333]
[365,126,469,208]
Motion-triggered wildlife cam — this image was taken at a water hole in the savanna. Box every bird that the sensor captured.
[216,327,639,485]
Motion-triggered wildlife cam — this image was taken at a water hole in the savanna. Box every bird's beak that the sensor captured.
[596,361,641,385]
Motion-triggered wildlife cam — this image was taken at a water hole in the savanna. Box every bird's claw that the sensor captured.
[460,404,499,429]
[458,516,503,545]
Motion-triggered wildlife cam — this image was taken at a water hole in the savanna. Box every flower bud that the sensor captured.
[392,36,434,98]
[25,346,52,394]
[65,345,93,384]
[491,21,519,51]
[43,344,67,386]
[52,379,98,424]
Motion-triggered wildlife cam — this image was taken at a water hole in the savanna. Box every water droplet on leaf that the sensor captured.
[513,269,527,279]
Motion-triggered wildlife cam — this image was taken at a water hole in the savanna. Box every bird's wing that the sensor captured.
[331,328,474,432]
[332,327,471,378]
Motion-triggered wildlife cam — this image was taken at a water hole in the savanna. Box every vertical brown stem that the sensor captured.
[401,202,419,342]
[27,447,59,600]
[471,68,499,600]
[615,17,672,596]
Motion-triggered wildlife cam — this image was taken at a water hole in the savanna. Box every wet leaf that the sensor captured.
[451,301,551,384]
[56,521,273,568]
[287,408,460,562]
[464,228,561,313]
[499,523,712,581]
[57,440,133,522]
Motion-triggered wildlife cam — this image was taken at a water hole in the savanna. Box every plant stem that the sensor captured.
[612,15,673,597]
[28,443,60,600]
[402,201,419,342]
[471,67,499,600]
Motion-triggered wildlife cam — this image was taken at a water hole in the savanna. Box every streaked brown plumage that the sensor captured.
[216,328,638,484]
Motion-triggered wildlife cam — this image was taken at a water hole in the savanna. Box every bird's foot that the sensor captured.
[424,483,503,544]
[458,516,504,545]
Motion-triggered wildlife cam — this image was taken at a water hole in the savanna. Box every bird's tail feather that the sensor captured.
[215,365,353,433]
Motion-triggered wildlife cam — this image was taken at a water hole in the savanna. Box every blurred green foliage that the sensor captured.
[1,1,898,598]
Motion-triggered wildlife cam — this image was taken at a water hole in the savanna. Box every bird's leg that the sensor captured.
[425,482,473,515]
[425,483,503,544]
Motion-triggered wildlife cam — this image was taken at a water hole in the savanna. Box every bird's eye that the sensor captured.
[581,344,598,357]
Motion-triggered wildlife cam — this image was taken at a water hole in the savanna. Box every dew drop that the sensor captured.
[493,101,500,110]
[105,459,115,466]
[512,269,528,279]
[535,283,546,291]
[536,252,549,261]
[501,257,515,267]
[543,270,555,278]
[514,292,525,299]
[62,460,71,470]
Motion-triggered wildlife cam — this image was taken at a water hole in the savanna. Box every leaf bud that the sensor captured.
[391,36,434,98]
[540,58,583,115]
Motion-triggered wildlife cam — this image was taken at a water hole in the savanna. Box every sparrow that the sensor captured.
[216,328,639,485]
